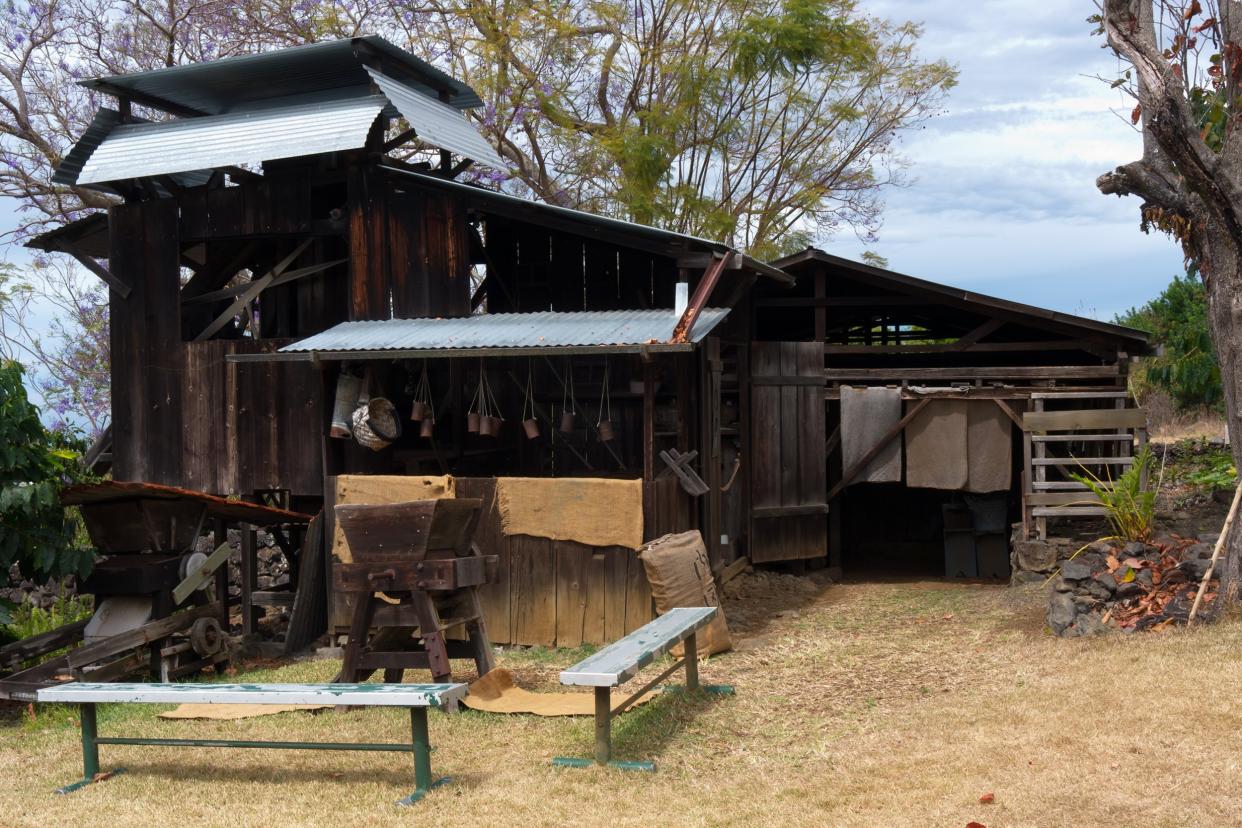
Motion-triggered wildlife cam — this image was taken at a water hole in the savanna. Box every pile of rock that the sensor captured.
[1046,537,1217,636]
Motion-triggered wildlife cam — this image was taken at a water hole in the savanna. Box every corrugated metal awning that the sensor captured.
[228,309,730,363]
[365,67,505,170]
[74,96,387,185]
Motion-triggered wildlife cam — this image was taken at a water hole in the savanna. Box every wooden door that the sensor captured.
[749,341,828,563]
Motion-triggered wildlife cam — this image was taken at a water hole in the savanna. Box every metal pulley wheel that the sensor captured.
[179,551,210,589]
[189,616,224,657]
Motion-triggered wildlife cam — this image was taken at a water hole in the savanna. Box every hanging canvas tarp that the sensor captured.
[840,385,903,483]
[905,399,969,490]
[967,402,1014,493]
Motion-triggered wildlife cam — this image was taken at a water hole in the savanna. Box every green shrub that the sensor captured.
[1071,446,1158,542]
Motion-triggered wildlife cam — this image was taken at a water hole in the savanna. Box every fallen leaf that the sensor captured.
[943,614,955,620]
[967,822,988,828]
[1123,557,1146,569]
[1119,567,1136,583]
[979,792,995,804]
[1106,554,1121,572]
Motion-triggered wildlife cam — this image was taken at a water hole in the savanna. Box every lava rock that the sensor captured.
[1136,568,1154,587]
[1082,579,1113,601]
[1092,572,1118,594]
[1115,581,1144,599]
[1185,543,1214,560]
[1179,558,1212,581]
[1047,592,1077,634]
[1066,613,1107,637]
[1060,559,1093,581]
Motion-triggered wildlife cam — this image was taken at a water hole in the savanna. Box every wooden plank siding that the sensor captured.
[748,341,828,563]
[327,476,690,647]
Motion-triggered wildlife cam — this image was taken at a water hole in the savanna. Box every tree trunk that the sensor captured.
[1201,225,1242,603]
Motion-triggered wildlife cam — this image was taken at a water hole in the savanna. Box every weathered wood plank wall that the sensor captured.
[749,341,828,563]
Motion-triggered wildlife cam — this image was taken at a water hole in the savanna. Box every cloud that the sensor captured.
[838,0,1185,315]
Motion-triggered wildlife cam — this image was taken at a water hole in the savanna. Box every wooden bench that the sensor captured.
[37,681,467,805]
[555,606,731,771]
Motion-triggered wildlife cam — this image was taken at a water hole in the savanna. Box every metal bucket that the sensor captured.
[597,419,616,442]
[352,397,402,451]
[330,373,362,439]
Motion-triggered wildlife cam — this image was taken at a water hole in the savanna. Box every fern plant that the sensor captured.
[1070,446,1158,542]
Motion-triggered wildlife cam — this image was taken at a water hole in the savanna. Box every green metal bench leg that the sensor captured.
[396,707,449,806]
[56,703,126,795]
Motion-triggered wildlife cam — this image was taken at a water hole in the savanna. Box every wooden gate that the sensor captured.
[749,341,828,563]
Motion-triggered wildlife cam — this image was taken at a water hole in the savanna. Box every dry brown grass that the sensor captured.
[6,575,1242,827]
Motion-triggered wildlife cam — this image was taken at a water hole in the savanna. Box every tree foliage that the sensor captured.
[1115,269,1221,410]
[0,359,94,582]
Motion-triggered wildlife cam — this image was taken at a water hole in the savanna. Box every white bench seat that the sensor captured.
[39,681,465,708]
[37,680,466,804]
[560,607,717,687]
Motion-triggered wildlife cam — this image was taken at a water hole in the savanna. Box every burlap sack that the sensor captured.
[637,530,732,656]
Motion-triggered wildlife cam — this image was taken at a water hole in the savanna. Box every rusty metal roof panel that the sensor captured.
[364,66,504,169]
[79,36,483,113]
[74,96,386,184]
[279,309,731,354]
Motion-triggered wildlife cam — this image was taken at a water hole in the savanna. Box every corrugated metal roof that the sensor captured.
[52,108,212,191]
[279,309,730,355]
[365,67,504,169]
[79,36,483,113]
[74,96,387,185]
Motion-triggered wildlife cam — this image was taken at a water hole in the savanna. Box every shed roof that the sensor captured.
[771,248,1149,347]
[383,164,793,283]
[229,309,730,363]
[78,35,483,114]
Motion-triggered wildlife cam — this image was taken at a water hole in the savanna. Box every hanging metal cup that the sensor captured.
[411,400,430,421]
[467,411,481,433]
[522,417,540,439]
[597,419,616,442]
[481,415,502,437]
[419,417,435,438]
[559,410,576,433]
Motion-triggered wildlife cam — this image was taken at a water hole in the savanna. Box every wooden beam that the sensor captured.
[756,295,930,308]
[826,398,931,502]
[823,339,1103,355]
[194,238,313,340]
[672,251,731,343]
[1023,408,1148,432]
[824,365,1120,381]
[993,398,1025,429]
[382,127,419,153]
[54,242,131,298]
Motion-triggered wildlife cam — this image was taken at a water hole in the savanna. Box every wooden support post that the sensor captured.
[594,686,611,765]
[1034,397,1048,540]
[643,360,656,482]
[213,519,230,631]
[240,526,260,635]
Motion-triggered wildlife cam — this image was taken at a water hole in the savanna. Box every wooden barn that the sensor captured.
[29,37,1152,658]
